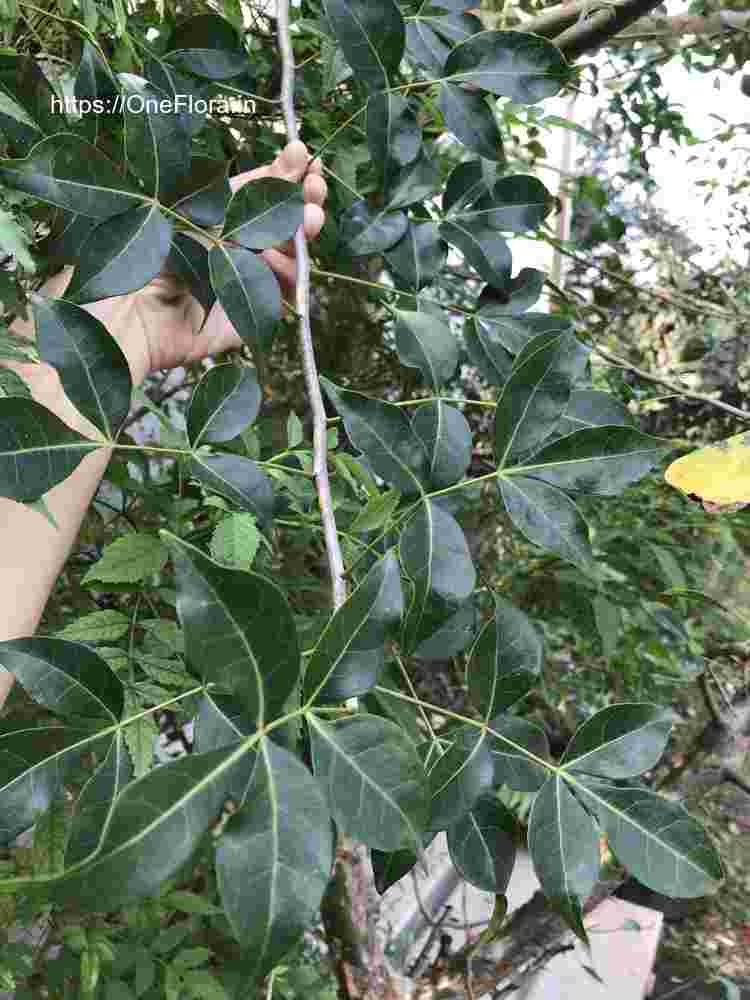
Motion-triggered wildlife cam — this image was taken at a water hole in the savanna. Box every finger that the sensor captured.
[262,247,297,294]
[304,203,325,240]
[308,157,323,176]
[303,173,327,207]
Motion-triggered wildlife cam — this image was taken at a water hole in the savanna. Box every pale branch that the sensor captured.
[554,0,666,61]
[277,0,347,613]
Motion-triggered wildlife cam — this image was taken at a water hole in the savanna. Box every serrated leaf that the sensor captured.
[412,401,472,491]
[0,397,98,503]
[32,798,68,877]
[499,475,592,569]
[0,368,31,399]
[223,178,304,251]
[190,453,275,525]
[0,636,123,723]
[215,739,332,983]
[395,310,458,390]
[427,726,494,831]
[304,550,402,704]
[57,610,131,643]
[165,532,299,725]
[561,704,672,780]
[66,730,132,866]
[528,775,600,940]
[209,513,260,570]
[309,714,427,851]
[323,0,405,92]
[321,378,427,496]
[0,133,142,219]
[65,203,173,304]
[467,596,542,720]
[32,297,133,438]
[384,221,447,291]
[447,793,516,893]
[209,243,281,352]
[445,30,570,103]
[488,714,550,792]
[401,499,476,653]
[187,365,261,447]
[576,780,723,898]
[122,693,157,780]
[163,234,216,317]
[83,534,167,586]
[339,200,408,256]
[440,84,504,161]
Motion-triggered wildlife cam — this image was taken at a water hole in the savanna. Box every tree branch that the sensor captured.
[553,0,666,60]
[277,0,347,613]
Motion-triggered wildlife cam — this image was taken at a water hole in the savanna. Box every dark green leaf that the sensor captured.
[412,401,472,490]
[164,532,300,725]
[367,93,421,190]
[209,243,281,352]
[165,14,249,80]
[0,53,62,154]
[187,365,261,447]
[488,715,550,792]
[321,378,427,495]
[0,397,98,503]
[439,218,511,291]
[372,846,421,894]
[339,200,408,256]
[309,714,427,851]
[445,30,570,103]
[576,780,723,898]
[169,157,231,228]
[450,175,553,233]
[65,204,173,304]
[440,84,504,161]
[323,0,405,92]
[427,726,494,831]
[516,427,669,496]
[74,42,119,146]
[164,233,215,316]
[0,133,142,219]
[447,793,516,893]
[412,599,478,660]
[304,550,402,705]
[39,209,98,268]
[395,310,458,390]
[65,731,132,866]
[499,475,592,569]
[385,151,442,211]
[190,453,275,524]
[405,19,449,77]
[121,76,191,201]
[443,158,502,215]
[216,739,332,980]
[476,308,570,359]
[528,775,600,940]
[143,56,207,138]
[32,297,132,438]
[485,267,546,314]
[555,389,632,439]
[561,704,672,779]
[194,692,256,753]
[223,178,305,251]
[467,596,542,720]
[384,222,447,291]
[464,316,513,387]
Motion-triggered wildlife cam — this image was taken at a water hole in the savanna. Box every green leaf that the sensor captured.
[32,297,132,438]
[0,133,142,219]
[495,332,589,467]
[443,158,502,216]
[444,30,570,103]
[0,368,31,399]
[515,427,669,496]
[449,175,554,233]
[464,316,513,387]
[0,636,123,723]
[215,739,332,983]
[372,845,421,894]
[499,476,592,569]
[350,488,401,534]
[561,704,672,780]
[339,200,408,256]
[412,401,472,491]
[427,726,494,831]
[447,793,516,893]
[51,745,257,911]
[412,599,478,660]
[190,453,275,525]
[440,84,504,161]
[122,691,157,779]
[304,550,403,705]
[366,93,421,191]
[475,307,570,358]
[168,157,232,228]
[164,13,248,80]
[467,597,542,720]
[82,533,168,585]
[394,310,458,390]
[0,206,35,271]
[555,389,632,438]
[121,76,191,202]
[164,233,215,317]
[209,243,281,352]
[164,532,299,725]
[405,17,449,77]
[0,397,98,503]
[309,714,427,851]
[384,221,447,291]
[73,42,118,146]
[223,178,304,251]
[593,595,621,659]
[65,204,173,304]
[385,151,442,211]
[66,730,132,866]
[488,714,550,792]
[321,378,427,495]
[439,217,511,291]
[323,0,405,92]
[401,499,476,654]
[209,513,261,570]
[576,780,723,898]
[528,775,600,940]
[0,53,63,155]
[32,797,68,876]
[187,365,261,447]
[163,891,222,916]
[193,692,255,754]
[57,609,131,643]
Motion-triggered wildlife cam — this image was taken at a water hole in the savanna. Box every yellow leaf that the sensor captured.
[665,431,750,513]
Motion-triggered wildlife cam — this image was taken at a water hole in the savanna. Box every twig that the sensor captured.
[277,0,347,612]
